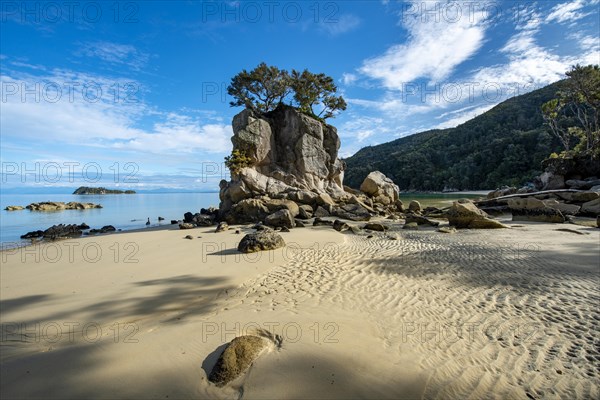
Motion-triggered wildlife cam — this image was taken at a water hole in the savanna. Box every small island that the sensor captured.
[73,186,136,195]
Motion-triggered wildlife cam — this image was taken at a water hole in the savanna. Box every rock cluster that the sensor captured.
[535,155,600,191]
[480,189,599,222]
[25,202,102,211]
[21,223,90,240]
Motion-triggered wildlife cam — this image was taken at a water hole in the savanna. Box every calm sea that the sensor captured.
[0,192,220,247]
[0,192,486,247]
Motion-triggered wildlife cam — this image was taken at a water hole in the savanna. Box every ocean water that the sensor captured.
[0,193,220,247]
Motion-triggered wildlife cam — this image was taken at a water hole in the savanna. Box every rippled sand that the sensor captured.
[1,219,598,399]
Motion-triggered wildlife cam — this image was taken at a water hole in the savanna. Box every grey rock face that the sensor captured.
[220,106,347,222]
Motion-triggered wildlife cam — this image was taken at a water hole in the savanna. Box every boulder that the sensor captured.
[184,212,214,226]
[562,191,600,203]
[331,203,371,221]
[215,222,229,233]
[313,217,333,226]
[332,219,350,232]
[294,219,305,227]
[566,179,600,190]
[408,201,421,213]
[359,171,399,204]
[542,199,580,215]
[208,335,268,386]
[581,198,600,216]
[262,198,299,217]
[179,223,195,230]
[446,200,508,229]
[297,204,313,219]
[316,193,336,208]
[4,206,24,211]
[288,190,318,204]
[538,172,565,190]
[264,209,295,228]
[507,198,565,223]
[363,222,388,231]
[313,206,330,218]
[238,230,285,253]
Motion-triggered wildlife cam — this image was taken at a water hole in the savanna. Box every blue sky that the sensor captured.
[1,0,599,191]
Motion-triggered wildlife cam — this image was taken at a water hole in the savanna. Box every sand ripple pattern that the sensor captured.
[228,229,600,399]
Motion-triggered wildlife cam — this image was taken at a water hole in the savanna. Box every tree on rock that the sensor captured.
[227,62,291,113]
[291,69,347,119]
[227,63,346,120]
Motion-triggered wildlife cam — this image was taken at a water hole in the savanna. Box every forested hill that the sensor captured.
[344,81,565,191]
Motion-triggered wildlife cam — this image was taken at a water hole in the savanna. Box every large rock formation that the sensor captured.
[219,105,383,223]
[220,105,344,207]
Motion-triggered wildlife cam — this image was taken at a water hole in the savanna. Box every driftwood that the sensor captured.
[475,189,581,206]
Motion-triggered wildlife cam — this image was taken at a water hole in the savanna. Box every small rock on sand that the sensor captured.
[208,335,268,387]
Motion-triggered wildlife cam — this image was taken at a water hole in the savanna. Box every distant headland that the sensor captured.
[73,186,136,195]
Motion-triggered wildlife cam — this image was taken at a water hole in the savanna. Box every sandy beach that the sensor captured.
[1,217,599,399]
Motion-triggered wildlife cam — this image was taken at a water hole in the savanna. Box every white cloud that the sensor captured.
[359,1,488,88]
[320,14,361,36]
[339,116,391,142]
[341,73,358,86]
[0,70,232,157]
[78,41,151,70]
[472,28,573,93]
[434,104,495,129]
[546,0,598,24]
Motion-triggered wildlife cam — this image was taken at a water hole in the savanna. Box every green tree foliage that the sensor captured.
[227,63,346,119]
[290,69,347,119]
[224,149,253,174]
[227,63,291,113]
[542,64,600,157]
[344,82,564,191]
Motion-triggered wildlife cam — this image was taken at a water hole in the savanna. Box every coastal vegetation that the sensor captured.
[345,65,600,191]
